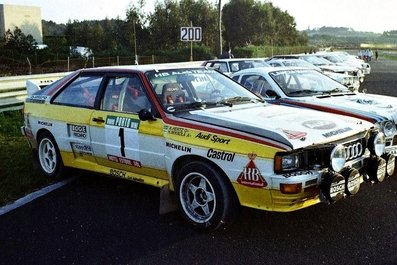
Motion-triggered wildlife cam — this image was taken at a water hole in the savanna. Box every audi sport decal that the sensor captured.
[237,153,267,188]
[107,155,142,168]
[106,115,140,129]
[302,120,336,130]
[195,132,231,144]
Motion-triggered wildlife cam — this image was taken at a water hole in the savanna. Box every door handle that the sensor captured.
[92,117,105,123]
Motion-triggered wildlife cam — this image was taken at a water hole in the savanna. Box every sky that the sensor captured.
[2,0,396,33]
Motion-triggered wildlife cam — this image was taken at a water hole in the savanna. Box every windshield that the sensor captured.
[283,59,316,69]
[269,69,349,97]
[302,56,333,66]
[146,68,261,112]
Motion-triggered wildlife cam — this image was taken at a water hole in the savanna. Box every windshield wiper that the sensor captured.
[218,97,257,107]
[326,88,348,94]
[288,90,318,95]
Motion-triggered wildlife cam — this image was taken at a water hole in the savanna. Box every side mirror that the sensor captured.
[138,109,156,121]
[265,89,280,99]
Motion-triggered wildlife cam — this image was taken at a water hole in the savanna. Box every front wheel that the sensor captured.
[175,161,238,231]
[37,132,64,179]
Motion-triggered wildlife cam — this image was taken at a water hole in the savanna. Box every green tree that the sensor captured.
[222,0,307,48]
[3,27,37,56]
[149,0,183,50]
[126,0,151,56]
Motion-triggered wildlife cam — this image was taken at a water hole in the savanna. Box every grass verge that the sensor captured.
[0,110,53,207]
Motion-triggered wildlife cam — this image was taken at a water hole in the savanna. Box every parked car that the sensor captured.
[231,66,396,177]
[22,65,386,230]
[271,54,365,83]
[266,58,359,91]
[318,51,371,75]
[201,58,270,74]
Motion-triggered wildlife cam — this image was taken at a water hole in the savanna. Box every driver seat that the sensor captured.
[162,83,185,104]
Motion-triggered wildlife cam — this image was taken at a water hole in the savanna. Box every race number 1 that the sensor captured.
[180,27,202,42]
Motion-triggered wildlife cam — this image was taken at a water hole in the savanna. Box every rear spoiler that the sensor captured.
[26,80,41,96]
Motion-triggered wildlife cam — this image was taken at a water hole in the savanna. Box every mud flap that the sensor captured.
[159,185,178,214]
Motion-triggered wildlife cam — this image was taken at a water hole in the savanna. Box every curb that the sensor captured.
[0,178,74,216]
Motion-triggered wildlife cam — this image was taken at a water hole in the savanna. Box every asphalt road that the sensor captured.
[1,58,397,265]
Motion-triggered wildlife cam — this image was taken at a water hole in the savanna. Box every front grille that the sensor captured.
[343,139,365,161]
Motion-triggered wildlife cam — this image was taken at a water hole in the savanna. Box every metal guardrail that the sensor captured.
[0,72,68,112]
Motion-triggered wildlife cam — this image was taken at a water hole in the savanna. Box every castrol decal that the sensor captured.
[237,153,267,188]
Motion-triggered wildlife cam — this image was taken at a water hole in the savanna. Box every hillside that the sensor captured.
[303,27,397,48]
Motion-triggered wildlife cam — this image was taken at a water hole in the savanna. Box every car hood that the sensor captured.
[320,65,357,73]
[179,103,372,150]
[282,92,397,123]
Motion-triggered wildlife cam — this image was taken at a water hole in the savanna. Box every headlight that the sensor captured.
[330,144,347,172]
[368,132,386,156]
[382,120,396,137]
[275,153,300,172]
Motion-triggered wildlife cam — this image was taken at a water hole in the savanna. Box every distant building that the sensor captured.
[0,4,43,44]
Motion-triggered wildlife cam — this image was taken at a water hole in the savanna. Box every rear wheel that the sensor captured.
[37,132,64,179]
[176,161,238,231]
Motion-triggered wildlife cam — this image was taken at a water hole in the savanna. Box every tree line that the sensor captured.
[0,0,308,68]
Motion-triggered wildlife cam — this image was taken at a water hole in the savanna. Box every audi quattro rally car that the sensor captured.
[22,65,386,230]
[231,67,397,178]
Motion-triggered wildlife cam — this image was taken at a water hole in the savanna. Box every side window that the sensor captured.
[101,76,126,111]
[101,75,150,114]
[212,62,228,73]
[240,75,260,89]
[53,75,102,108]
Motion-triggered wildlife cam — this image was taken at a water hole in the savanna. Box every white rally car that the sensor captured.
[22,65,387,230]
[231,66,397,177]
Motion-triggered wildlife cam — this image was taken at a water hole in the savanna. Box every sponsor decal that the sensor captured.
[282,170,313,178]
[71,143,92,155]
[69,124,87,138]
[38,120,52,127]
[109,169,127,178]
[195,132,231,144]
[163,125,191,137]
[107,154,142,168]
[322,127,353,138]
[282,129,307,140]
[207,148,235,162]
[26,95,48,103]
[165,142,191,153]
[355,99,392,108]
[237,153,267,188]
[106,115,140,129]
[330,179,345,196]
[302,120,336,130]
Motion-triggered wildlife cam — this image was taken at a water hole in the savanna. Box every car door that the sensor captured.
[50,73,103,165]
[89,73,168,180]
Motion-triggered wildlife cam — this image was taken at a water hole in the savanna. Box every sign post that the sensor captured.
[180,25,202,61]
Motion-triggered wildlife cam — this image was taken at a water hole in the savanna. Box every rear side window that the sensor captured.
[101,75,150,113]
[53,75,103,108]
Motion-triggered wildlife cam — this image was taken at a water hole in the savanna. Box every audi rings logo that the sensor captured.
[344,142,363,160]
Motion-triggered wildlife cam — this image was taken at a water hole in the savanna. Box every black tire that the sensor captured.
[175,161,238,231]
[37,132,65,179]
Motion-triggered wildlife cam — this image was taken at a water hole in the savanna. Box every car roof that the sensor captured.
[204,58,266,63]
[230,66,311,76]
[79,61,205,73]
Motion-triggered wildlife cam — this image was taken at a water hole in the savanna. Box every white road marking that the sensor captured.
[0,178,74,216]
